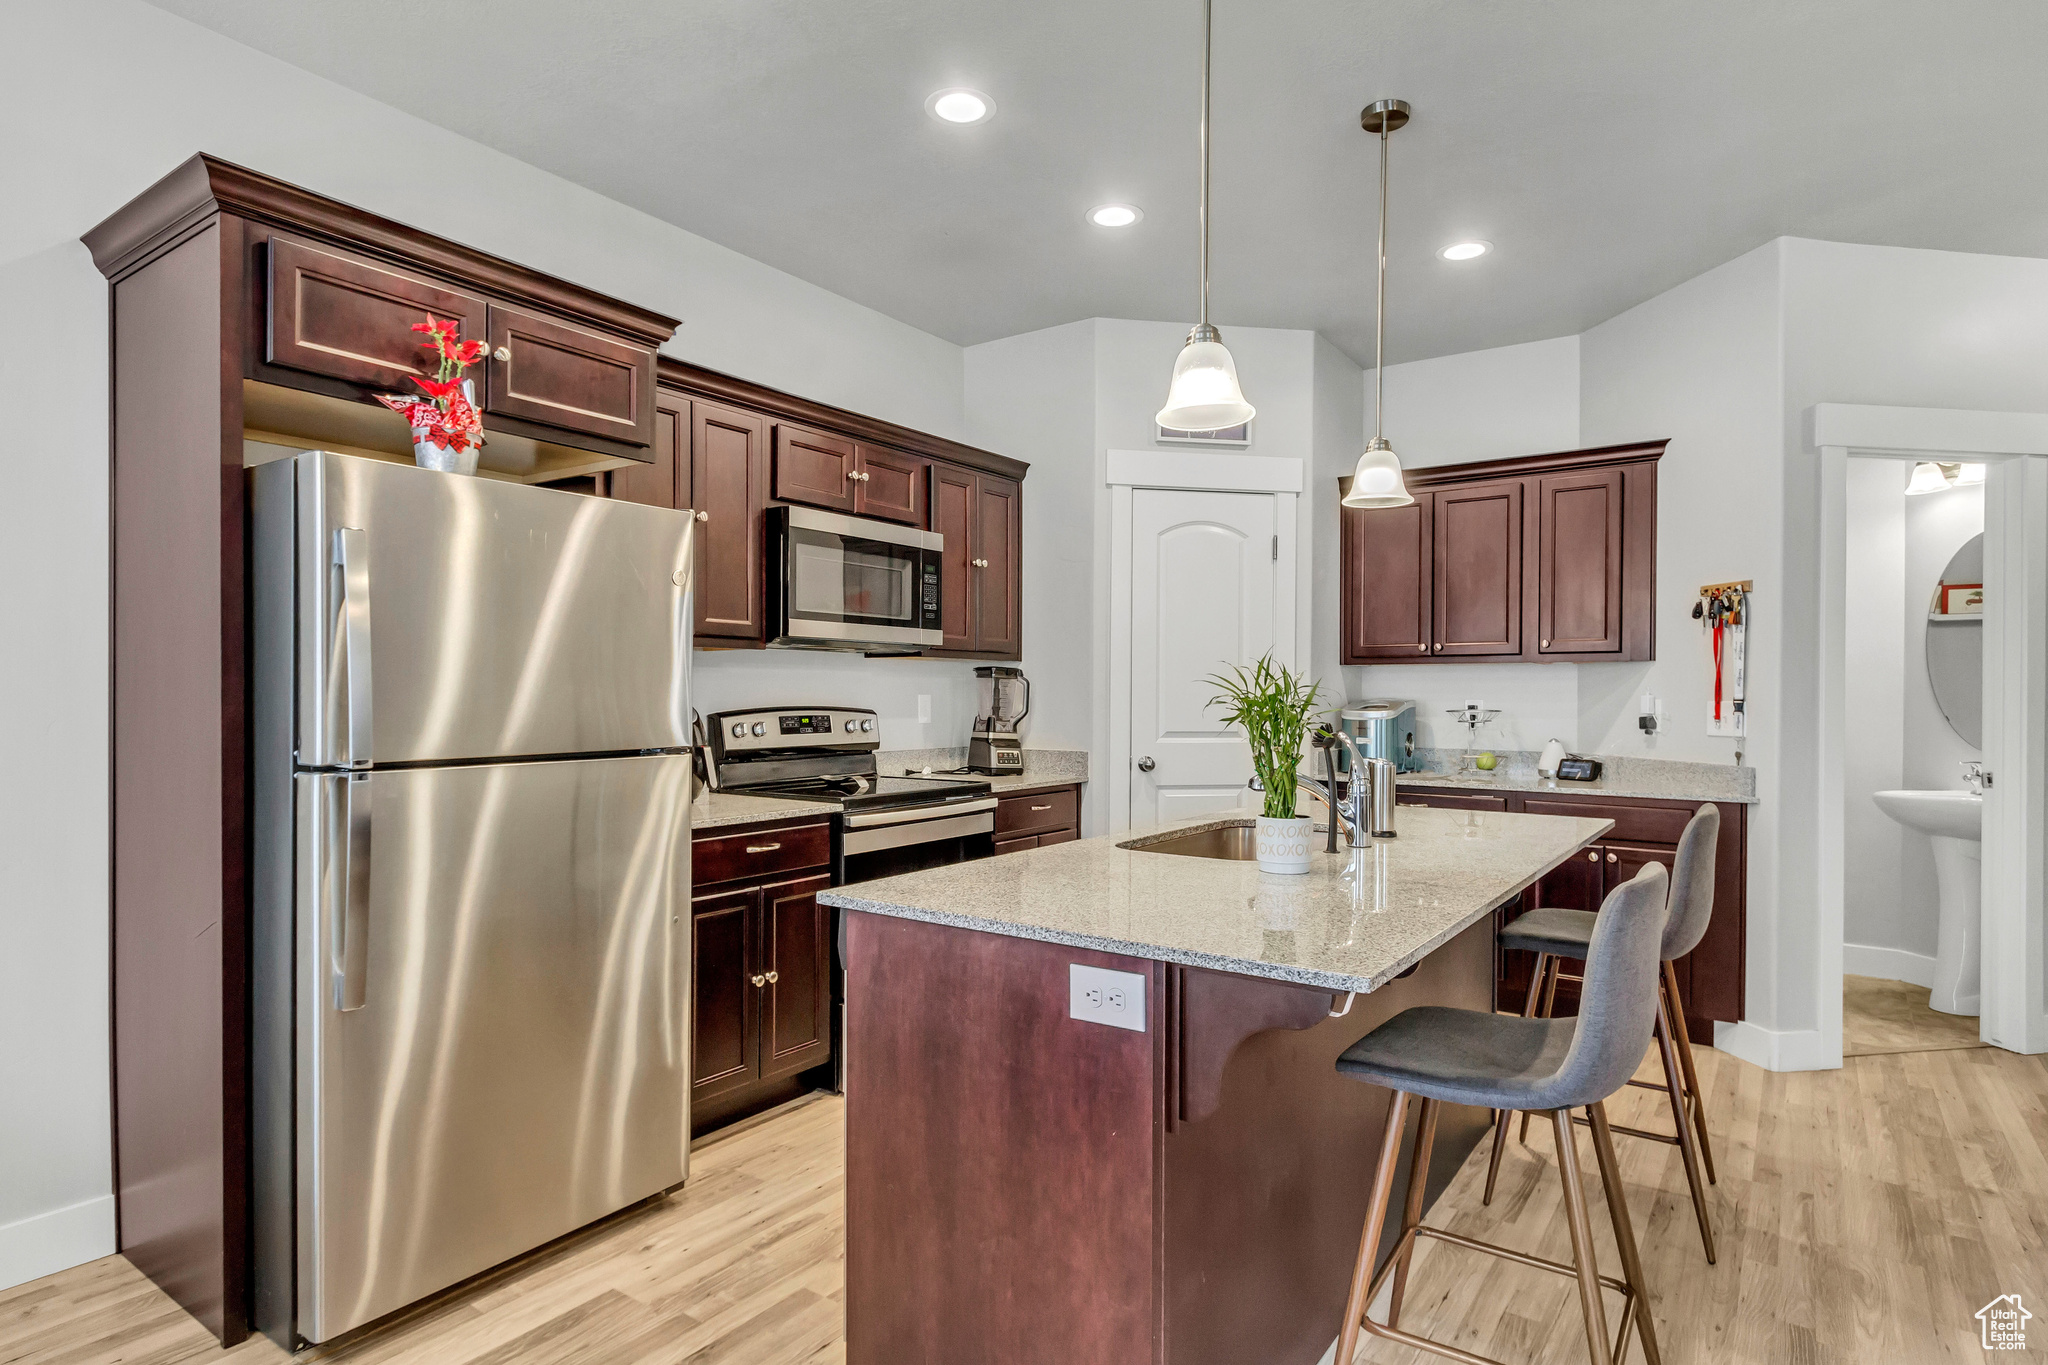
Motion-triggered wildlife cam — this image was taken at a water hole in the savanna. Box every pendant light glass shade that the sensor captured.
[1157,326,1255,430]
[1905,461,1954,495]
[1343,437,1413,508]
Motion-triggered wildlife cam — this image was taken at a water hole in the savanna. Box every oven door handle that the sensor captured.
[841,796,998,830]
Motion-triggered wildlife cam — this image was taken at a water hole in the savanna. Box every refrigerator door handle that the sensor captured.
[333,526,373,769]
[335,773,372,1012]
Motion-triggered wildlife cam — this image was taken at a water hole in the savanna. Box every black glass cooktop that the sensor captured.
[737,772,991,812]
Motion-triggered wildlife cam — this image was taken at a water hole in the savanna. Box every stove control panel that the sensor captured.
[707,707,878,755]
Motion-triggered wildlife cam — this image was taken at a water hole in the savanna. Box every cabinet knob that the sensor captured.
[1418,644,1427,653]
[764,970,780,984]
[1433,643,1442,652]
[694,510,709,522]
[751,974,767,988]
[493,345,511,362]
[1607,852,1619,863]
[847,470,861,481]
[859,471,871,481]
[1588,850,1600,862]
[1541,639,1549,649]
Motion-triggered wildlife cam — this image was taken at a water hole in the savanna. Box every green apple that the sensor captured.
[1475,751,1499,771]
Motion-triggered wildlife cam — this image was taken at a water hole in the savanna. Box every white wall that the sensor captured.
[0,0,1019,1291]
[1344,337,1583,749]
[1842,460,1910,976]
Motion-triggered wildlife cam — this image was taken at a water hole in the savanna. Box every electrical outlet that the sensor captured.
[917,694,931,724]
[1069,964,1146,1032]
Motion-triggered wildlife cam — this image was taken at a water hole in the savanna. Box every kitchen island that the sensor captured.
[821,804,1612,1365]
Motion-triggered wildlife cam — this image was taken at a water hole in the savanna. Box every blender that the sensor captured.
[968,666,1030,774]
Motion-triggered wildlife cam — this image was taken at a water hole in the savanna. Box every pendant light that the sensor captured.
[1904,461,1954,495]
[1155,0,1255,432]
[1343,99,1416,509]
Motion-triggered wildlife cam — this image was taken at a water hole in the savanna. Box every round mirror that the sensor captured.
[1926,533,1983,746]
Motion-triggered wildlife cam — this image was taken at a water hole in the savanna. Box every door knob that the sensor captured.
[750,974,767,987]
[1137,756,1156,772]
[493,345,511,362]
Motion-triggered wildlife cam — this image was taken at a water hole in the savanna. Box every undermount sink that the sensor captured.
[1871,789,1983,1016]
[1120,821,1261,861]
[1872,789,1982,841]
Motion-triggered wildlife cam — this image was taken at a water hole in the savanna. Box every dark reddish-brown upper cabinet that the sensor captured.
[692,400,770,642]
[265,235,486,390]
[1433,479,1523,657]
[609,388,688,508]
[1341,491,1433,661]
[1537,467,1623,655]
[484,303,656,452]
[926,461,1021,659]
[974,473,1023,657]
[931,463,977,652]
[853,443,924,525]
[1339,442,1663,666]
[773,422,859,511]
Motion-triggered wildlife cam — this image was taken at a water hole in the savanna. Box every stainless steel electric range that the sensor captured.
[703,706,995,883]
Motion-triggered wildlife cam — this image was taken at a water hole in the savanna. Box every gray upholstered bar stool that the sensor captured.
[1484,804,1720,1264]
[1332,863,1671,1365]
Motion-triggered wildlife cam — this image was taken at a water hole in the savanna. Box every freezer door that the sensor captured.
[287,450,694,767]
[295,754,692,1342]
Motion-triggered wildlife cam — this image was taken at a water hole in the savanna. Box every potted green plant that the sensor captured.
[1205,654,1326,874]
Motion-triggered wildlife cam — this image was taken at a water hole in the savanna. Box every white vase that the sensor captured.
[1255,814,1316,875]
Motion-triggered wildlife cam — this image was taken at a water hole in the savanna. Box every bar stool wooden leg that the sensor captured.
[1388,1097,1439,1328]
[1519,956,1564,1146]
[1587,1102,1663,1365]
[1550,1108,1615,1365]
[1485,952,1550,1204]
[1336,1090,1410,1365]
[1663,960,1717,1185]
[1654,987,1716,1264]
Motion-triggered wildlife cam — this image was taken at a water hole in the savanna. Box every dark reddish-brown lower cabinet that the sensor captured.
[690,822,835,1133]
[1341,492,1434,661]
[1401,784,1748,1042]
[991,786,1082,854]
[843,908,1497,1365]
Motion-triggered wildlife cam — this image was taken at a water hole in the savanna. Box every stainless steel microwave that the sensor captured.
[767,506,944,651]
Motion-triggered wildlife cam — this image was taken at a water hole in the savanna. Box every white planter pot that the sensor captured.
[1255,814,1316,875]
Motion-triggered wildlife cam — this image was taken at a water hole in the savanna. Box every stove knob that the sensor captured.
[751,722,767,737]
[859,719,873,733]
[845,719,858,733]
[730,723,746,738]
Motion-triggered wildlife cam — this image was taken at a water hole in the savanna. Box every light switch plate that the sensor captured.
[1070,964,1146,1032]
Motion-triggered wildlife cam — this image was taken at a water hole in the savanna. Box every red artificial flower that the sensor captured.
[455,338,488,365]
[411,375,464,401]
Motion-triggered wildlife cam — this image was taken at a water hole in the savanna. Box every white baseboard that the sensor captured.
[1713,1020,1841,1072]
[0,1194,115,1292]
[1842,943,1938,989]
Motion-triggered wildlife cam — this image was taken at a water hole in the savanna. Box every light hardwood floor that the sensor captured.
[5,1044,2045,1365]
[1843,973,1988,1058]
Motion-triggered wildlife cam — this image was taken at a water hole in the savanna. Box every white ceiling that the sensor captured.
[147,0,2048,366]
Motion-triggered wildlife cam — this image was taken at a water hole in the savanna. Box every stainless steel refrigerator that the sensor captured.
[250,450,696,1346]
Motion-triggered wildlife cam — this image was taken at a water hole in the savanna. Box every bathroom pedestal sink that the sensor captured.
[1872,790,1983,1015]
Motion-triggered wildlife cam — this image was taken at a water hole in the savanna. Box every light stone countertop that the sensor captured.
[692,791,839,830]
[821,805,1613,994]
[1391,751,1756,805]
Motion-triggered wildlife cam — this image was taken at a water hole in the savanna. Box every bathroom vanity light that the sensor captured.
[1156,0,1256,432]
[1342,99,1416,510]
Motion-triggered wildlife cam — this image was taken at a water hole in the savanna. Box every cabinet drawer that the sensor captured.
[994,834,1039,856]
[485,303,655,448]
[266,235,485,390]
[693,822,831,886]
[1397,789,1510,813]
[996,787,1077,838]
[1520,795,1693,845]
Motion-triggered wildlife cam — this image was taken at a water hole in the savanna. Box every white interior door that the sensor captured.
[1129,489,1280,826]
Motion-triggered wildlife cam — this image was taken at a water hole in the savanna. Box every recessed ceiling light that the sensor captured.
[1088,204,1142,228]
[926,88,994,125]
[1439,240,1491,261]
